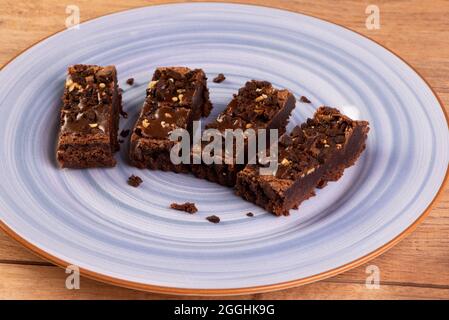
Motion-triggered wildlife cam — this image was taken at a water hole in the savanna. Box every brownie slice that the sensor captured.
[170,202,198,214]
[190,80,296,186]
[235,107,369,216]
[56,64,122,168]
[129,67,212,172]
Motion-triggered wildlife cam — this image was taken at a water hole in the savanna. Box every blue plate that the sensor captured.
[0,3,448,294]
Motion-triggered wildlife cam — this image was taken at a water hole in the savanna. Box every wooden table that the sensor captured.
[0,0,448,300]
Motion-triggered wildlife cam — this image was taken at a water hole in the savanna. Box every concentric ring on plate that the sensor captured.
[0,3,447,294]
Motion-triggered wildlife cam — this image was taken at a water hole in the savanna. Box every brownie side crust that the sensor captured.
[129,67,212,172]
[56,64,122,168]
[235,107,369,216]
[190,80,296,187]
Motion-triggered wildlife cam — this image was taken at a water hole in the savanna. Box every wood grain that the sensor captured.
[0,0,448,299]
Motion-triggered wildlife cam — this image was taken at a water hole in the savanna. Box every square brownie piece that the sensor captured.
[235,107,369,216]
[129,67,212,172]
[56,64,122,168]
[190,80,296,186]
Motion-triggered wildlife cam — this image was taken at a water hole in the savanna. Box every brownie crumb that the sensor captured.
[213,73,226,83]
[246,212,254,217]
[299,96,311,103]
[120,110,128,119]
[56,64,121,168]
[206,215,220,224]
[170,202,198,214]
[120,129,130,137]
[127,174,143,187]
[118,139,124,143]
[126,78,134,85]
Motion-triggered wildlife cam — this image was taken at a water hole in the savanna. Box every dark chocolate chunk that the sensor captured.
[120,110,128,118]
[126,78,134,85]
[127,174,143,187]
[120,129,130,137]
[190,80,296,186]
[213,73,226,83]
[279,133,292,146]
[206,215,220,224]
[170,202,198,214]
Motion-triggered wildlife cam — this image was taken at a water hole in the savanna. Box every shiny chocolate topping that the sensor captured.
[134,67,206,139]
[60,65,116,135]
[136,106,190,139]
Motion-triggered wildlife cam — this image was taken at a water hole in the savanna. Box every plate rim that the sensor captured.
[0,1,448,296]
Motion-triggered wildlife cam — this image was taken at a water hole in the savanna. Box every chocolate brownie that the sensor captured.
[129,67,212,172]
[235,107,369,216]
[56,64,122,168]
[190,80,296,186]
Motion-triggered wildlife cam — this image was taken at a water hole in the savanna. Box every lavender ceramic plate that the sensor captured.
[0,3,448,294]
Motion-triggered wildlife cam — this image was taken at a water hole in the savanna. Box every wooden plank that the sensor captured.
[0,232,49,264]
[1,264,448,300]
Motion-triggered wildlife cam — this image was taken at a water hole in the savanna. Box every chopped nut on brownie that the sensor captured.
[127,174,143,187]
[213,73,226,83]
[170,202,198,214]
[206,215,220,223]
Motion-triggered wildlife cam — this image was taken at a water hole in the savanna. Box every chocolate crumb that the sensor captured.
[127,174,142,187]
[206,215,220,224]
[213,73,226,83]
[170,202,198,214]
[118,139,124,143]
[120,110,128,118]
[299,96,311,103]
[246,212,254,217]
[126,78,134,85]
[120,129,130,137]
